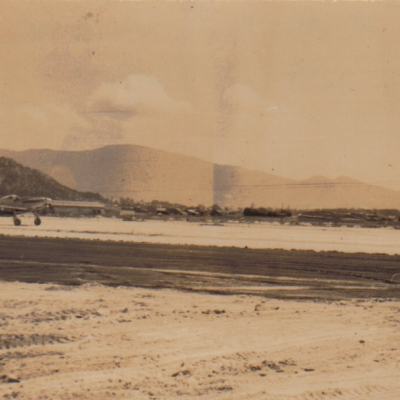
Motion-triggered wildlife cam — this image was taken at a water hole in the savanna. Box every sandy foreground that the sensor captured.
[0,281,399,400]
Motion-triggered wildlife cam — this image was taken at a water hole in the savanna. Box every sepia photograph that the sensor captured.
[1,0,400,398]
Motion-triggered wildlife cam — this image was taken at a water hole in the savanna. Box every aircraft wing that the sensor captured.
[0,205,28,212]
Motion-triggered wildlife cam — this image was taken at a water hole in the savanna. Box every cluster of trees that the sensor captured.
[118,198,231,217]
[117,197,400,225]
[118,197,296,219]
[243,207,292,218]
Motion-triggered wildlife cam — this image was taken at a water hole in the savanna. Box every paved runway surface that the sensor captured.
[1,235,400,300]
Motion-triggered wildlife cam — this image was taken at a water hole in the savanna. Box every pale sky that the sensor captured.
[2,1,400,190]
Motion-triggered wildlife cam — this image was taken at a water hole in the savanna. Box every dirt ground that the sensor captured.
[1,220,400,399]
[1,281,400,400]
[1,235,400,300]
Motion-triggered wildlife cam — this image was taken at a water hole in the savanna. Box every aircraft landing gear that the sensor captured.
[34,217,41,226]
[13,217,21,226]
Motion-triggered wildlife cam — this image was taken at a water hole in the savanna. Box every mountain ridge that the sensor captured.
[0,144,399,209]
[0,157,104,201]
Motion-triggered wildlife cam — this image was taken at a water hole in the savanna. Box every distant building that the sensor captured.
[48,200,105,215]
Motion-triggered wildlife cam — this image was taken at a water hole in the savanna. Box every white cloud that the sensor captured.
[89,74,190,118]
[1,103,90,151]
[224,84,276,115]
[22,106,48,124]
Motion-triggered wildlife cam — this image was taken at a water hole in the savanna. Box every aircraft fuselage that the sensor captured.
[0,195,47,225]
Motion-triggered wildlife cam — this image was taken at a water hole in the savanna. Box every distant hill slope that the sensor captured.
[214,168,400,210]
[1,145,400,209]
[0,157,104,201]
[0,146,215,205]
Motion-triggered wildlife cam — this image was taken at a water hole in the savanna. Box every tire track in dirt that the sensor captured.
[0,334,75,350]
[292,384,396,400]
